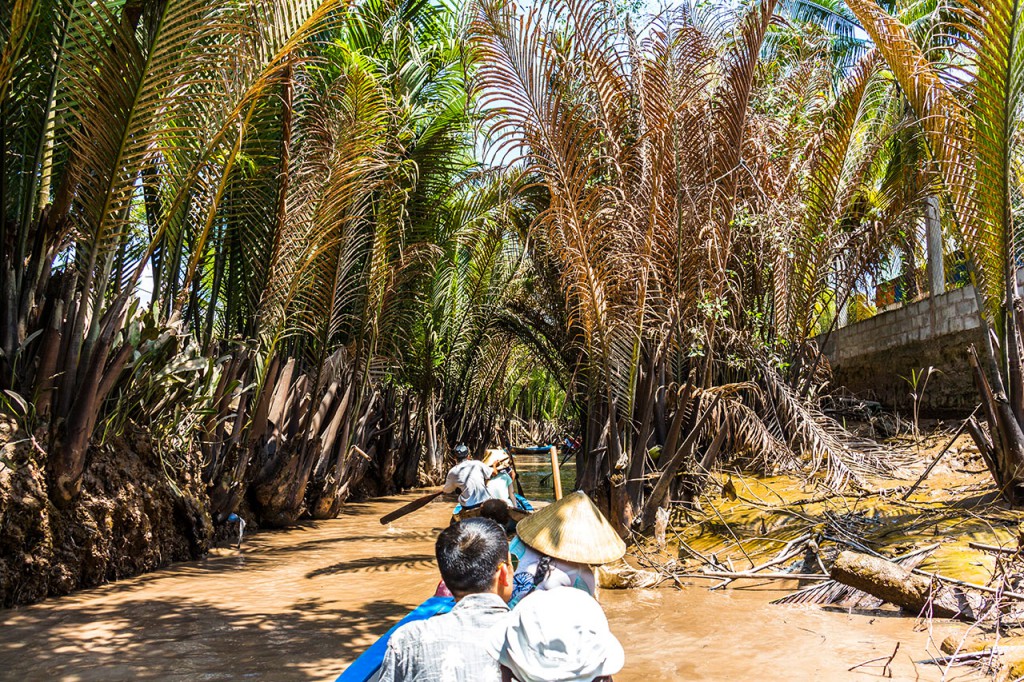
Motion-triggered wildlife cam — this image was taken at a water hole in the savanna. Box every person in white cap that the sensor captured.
[443,444,495,512]
[487,587,625,682]
[508,492,626,606]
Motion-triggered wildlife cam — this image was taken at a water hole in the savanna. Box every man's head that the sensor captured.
[480,499,512,527]
[454,443,470,461]
[435,518,513,602]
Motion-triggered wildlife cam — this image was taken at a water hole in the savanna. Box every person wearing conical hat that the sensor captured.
[508,492,625,607]
[483,449,516,507]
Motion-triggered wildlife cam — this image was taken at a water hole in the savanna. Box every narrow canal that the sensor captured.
[0,490,961,681]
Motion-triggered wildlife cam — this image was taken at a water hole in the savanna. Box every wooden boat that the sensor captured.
[509,444,554,455]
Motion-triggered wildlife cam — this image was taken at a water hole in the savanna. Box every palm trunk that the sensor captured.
[967,346,1024,503]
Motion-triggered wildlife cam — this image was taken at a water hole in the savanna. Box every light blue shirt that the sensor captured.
[376,593,508,682]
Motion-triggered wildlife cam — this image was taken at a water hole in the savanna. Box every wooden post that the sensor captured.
[549,445,563,500]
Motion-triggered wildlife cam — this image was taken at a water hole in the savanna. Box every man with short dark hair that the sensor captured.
[376,518,513,682]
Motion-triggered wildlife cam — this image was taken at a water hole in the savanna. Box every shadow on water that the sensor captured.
[0,495,449,681]
[306,553,437,579]
[0,595,410,680]
[243,530,442,558]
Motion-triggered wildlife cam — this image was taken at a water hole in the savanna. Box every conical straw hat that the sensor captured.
[516,492,626,565]
[482,448,511,469]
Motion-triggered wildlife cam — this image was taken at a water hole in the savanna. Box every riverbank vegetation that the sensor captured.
[2,0,1023,606]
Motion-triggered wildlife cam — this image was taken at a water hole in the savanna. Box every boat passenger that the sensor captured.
[376,518,514,682]
[443,444,494,515]
[483,449,516,506]
[433,497,520,598]
[487,587,624,682]
[509,492,626,606]
[226,513,246,548]
[480,498,518,536]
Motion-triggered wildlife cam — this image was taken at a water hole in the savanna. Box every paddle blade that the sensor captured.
[380,491,443,525]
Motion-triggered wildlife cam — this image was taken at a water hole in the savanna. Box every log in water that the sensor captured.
[0,492,956,680]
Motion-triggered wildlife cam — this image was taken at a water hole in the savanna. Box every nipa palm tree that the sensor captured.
[0,0,346,507]
[472,0,904,532]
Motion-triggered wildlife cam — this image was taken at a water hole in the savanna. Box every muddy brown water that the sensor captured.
[509,452,577,502]
[0,492,969,681]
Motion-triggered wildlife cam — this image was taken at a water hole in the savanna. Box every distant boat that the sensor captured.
[508,445,554,455]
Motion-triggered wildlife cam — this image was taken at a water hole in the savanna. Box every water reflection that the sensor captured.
[510,452,576,502]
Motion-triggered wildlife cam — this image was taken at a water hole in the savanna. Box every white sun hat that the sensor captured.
[486,587,625,682]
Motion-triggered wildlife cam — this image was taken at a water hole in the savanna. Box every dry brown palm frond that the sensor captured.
[472,0,891,526]
[472,0,784,377]
[761,367,909,489]
[778,49,883,342]
[690,383,797,475]
[473,0,633,394]
[707,0,780,240]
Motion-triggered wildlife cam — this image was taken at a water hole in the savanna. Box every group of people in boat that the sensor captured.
[441,444,521,517]
[364,444,626,682]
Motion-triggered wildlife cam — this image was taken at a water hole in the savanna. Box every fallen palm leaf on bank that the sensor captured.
[597,564,664,590]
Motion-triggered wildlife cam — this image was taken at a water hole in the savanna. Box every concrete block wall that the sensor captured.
[818,285,985,417]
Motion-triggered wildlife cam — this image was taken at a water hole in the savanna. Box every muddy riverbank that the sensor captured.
[0,417,210,608]
[0,491,964,681]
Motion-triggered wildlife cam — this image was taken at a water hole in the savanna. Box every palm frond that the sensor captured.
[762,366,907,488]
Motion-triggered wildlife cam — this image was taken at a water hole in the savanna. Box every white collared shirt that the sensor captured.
[376,593,509,682]
[442,460,494,508]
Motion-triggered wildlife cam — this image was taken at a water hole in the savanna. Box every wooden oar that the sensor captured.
[380,490,444,525]
[539,448,575,484]
[497,430,527,498]
[506,448,527,498]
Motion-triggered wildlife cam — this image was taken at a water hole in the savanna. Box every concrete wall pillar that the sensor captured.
[925,195,945,296]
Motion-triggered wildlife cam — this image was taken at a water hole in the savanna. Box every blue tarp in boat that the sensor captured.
[453,495,533,517]
[335,596,455,682]
[509,445,553,454]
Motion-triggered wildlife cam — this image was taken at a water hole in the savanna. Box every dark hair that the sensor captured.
[436,518,509,595]
[480,499,511,526]
[533,555,553,587]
